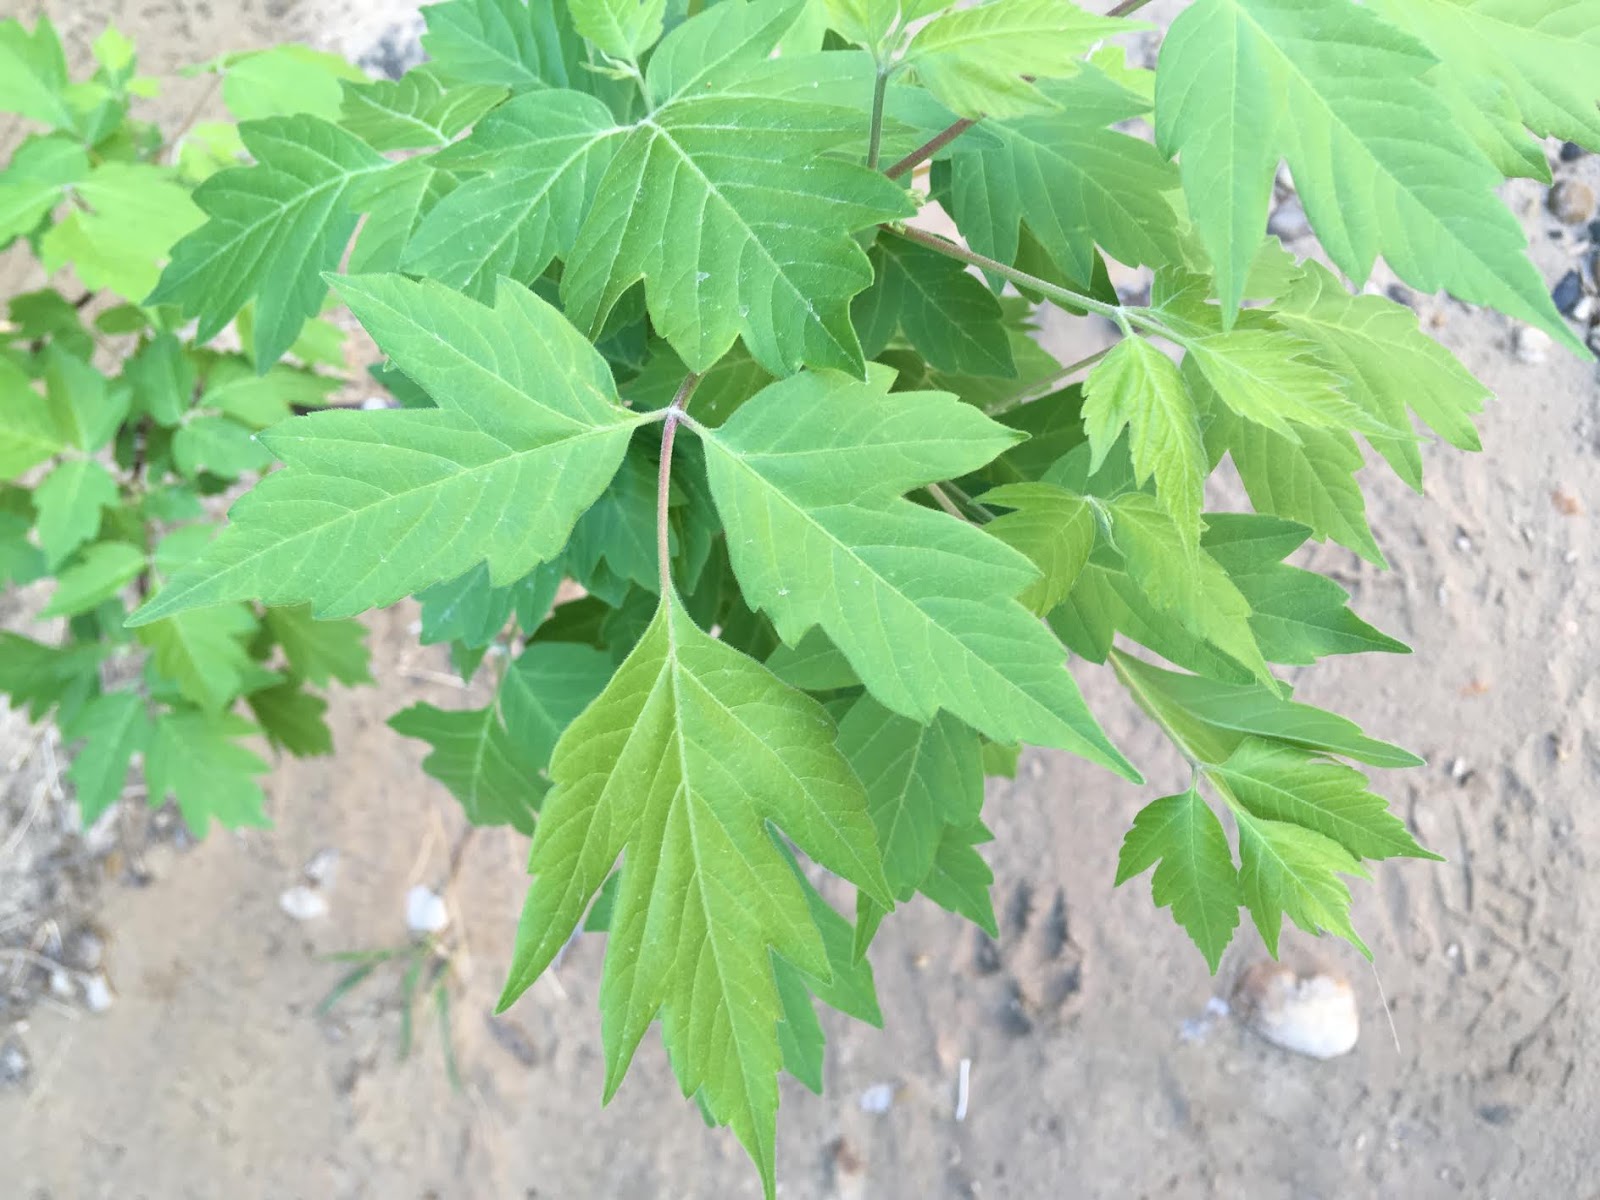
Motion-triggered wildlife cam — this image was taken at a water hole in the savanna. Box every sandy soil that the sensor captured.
[3,3,1599,1198]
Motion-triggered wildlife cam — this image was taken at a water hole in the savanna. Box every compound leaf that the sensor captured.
[130,276,647,624]
[499,594,889,1194]
[1235,809,1368,957]
[699,368,1136,777]
[0,17,72,128]
[1115,788,1240,972]
[135,605,258,711]
[982,481,1095,615]
[63,691,152,824]
[145,710,271,837]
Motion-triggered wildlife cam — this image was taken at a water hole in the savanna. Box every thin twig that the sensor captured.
[885,117,977,180]
[1107,0,1156,15]
[657,373,702,595]
[925,483,965,520]
[992,346,1114,413]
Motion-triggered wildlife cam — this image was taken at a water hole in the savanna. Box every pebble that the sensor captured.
[82,972,115,1013]
[405,884,450,936]
[857,1082,896,1114]
[303,847,340,887]
[1573,295,1597,324]
[1513,324,1551,364]
[1267,197,1311,241]
[1559,141,1585,163]
[1549,180,1596,225]
[279,884,329,921]
[1234,962,1360,1059]
[1552,270,1584,316]
[0,1035,30,1085]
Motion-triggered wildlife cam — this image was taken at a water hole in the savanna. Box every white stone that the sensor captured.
[857,1082,895,1114]
[1513,324,1551,365]
[81,972,115,1014]
[1235,962,1359,1059]
[279,884,329,922]
[405,885,450,936]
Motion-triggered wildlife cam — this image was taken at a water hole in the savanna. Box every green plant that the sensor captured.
[4,0,1595,1192]
[0,25,376,833]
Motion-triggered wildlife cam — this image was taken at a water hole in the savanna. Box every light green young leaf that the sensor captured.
[1185,330,1369,440]
[0,17,73,128]
[32,459,117,568]
[499,595,889,1195]
[941,67,1182,284]
[42,541,144,618]
[898,0,1126,118]
[1234,810,1369,957]
[0,359,67,480]
[144,710,270,836]
[1115,788,1240,972]
[1081,336,1204,545]
[63,691,152,824]
[699,369,1136,777]
[337,67,506,151]
[853,234,1015,377]
[0,136,87,243]
[136,605,258,711]
[1370,0,1600,150]
[247,682,334,756]
[1274,262,1487,491]
[40,164,204,303]
[1154,0,1580,350]
[263,605,372,686]
[837,696,983,898]
[220,45,367,122]
[571,0,666,62]
[147,115,387,367]
[44,350,128,455]
[1210,739,1438,863]
[1212,406,1384,565]
[1202,513,1408,664]
[1110,494,1271,684]
[1111,649,1421,770]
[403,89,623,300]
[982,482,1095,615]
[644,0,807,105]
[129,276,648,625]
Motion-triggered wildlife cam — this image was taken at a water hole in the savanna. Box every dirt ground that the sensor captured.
[3,2,1600,1198]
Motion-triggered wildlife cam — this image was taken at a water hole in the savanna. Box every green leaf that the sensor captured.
[560,2,914,374]
[1370,0,1600,150]
[32,459,118,568]
[1202,513,1408,664]
[1114,788,1240,972]
[347,158,460,275]
[699,368,1136,777]
[0,17,73,128]
[624,341,773,427]
[0,358,67,479]
[136,605,258,711]
[220,45,367,122]
[498,641,614,766]
[0,632,105,721]
[42,541,144,618]
[172,414,274,479]
[1109,493,1272,684]
[1212,406,1384,565]
[1273,262,1487,490]
[247,681,334,756]
[940,67,1181,284]
[917,821,999,937]
[571,0,666,61]
[40,164,204,302]
[838,696,983,898]
[147,115,386,367]
[500,595,889,1193]
[262,604,372,686]
[1154,0,1579,349]
[1234,810,1368,958]
[389,701,544,831]
[402,89,623,300]
[1081,336,1205,545]
[124,334,196,427]
[130,276,648,625]
[337,67,506,151]
[1185,329,1368,441]
[0,487,46,585]
[45,350,128,455]
[982,482,1094,615]
[898,0,1126,118]
[421,0,588,92]
[1111,649,1421,770]
[0,135,87,243]
[853,234,1015,376]
[1209,739,1438,863]
[144,710,270,837]
[62,691,152,824]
